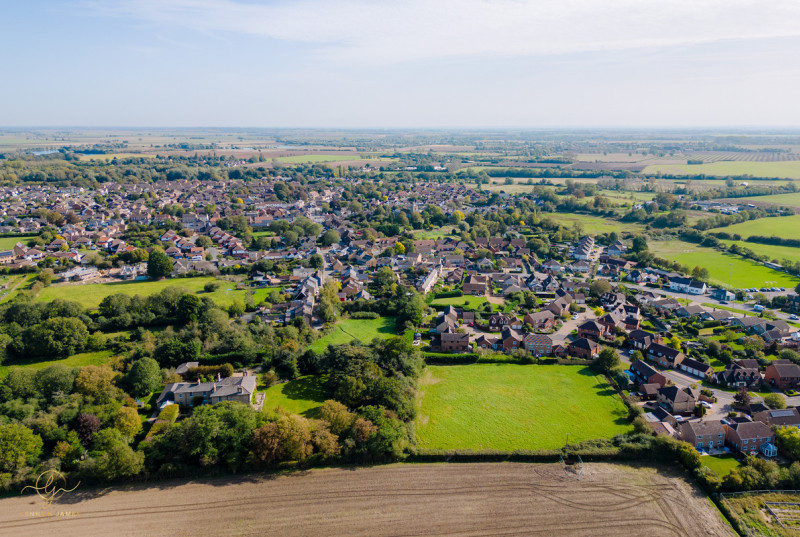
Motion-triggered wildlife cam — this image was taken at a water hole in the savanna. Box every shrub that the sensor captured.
[350,311,380,320]
[157,404,180,423]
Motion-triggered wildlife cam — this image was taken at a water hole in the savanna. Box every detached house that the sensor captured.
[568,337,600,360]
[523,333,553,357]
[725,421,776,456]
[646,343,685,369]
[765,362,800,391]
[157,375,257,408]
[657,386,696,414]
[629,360,666,388]
[681,420,725,451]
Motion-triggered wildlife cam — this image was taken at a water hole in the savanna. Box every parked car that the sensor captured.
[701,401,712,409]
[791,315,799,321]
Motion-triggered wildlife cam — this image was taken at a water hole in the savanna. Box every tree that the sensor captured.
[37,268,54,287]
[204,281,221,293]
[0,423,42,472]
[309,253,324,270]
[147,248,173,280]
[589,280,612,297]
[126,357,162,398]
[35,364,77,403]
[74,365,117,402]
[177,293,201,322]
[320,229,340,247]
[114,407,143,439]
[75,412,102,448]
[631,350,644,362]
[88,429,144,480]
[252,414,313,464]
[318,399,355,436]
[594,348,621,375]
[395,242,405,255]
[23,317,89,358]
[371,266,396,296]
[196,235,213,248]
[668,335,681,351]
[631,235,648,253]
[764,393,787,410]
[734,386,751,408]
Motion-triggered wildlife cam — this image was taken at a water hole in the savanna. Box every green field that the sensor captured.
[416,364,631,451]
[412,226,457,240]
[720,240,800,264]
[0,235,32,250]
[274,154,354,163]
[0,350,114,380]
[545,212,643,234]
[651,240,798,287]
[714,215,800,240]
[429,295,493,310]
[308,317,397,353]
[644,161,800,179]
[741,191,800,209]
[35,277,248,309]
[261,375,330,416]
[701,454,742,477]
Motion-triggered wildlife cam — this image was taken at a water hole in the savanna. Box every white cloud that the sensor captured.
[87,0,800,64]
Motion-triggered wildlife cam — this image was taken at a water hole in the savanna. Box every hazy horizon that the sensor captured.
[3,1,800,128]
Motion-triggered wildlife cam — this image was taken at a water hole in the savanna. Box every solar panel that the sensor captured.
[771,410,795,417]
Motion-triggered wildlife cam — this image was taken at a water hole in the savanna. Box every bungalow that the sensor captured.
[681,420,725,451]
[765,362,800,391]
[630,360,667,388]
[646,343,685,369]
[725,421,776,456]
[567,337,600,360]
[463,274,490,296]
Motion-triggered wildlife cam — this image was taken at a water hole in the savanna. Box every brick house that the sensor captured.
[523,333,553,357]
[487,313,511,331]
[629,360,666,388]
[628,330,662,350]
[712,362,762,389]
[681,420,725,451]
[577,320,606,341]
[500,328,523,352]
[725,421,775,456]
[657,386,696,414]
[567,338,600,360]
[765,362,800,391]
[523,310,556,331]
[646,343,685,369]
[437,332,470,353]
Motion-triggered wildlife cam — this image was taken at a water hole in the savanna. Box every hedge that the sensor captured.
[158,404,180,423]
[433,290,463,299]
[349,311,380,319]
[423,352,479,364]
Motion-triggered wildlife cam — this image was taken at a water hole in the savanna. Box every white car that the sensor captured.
[701,401,713,409]
[571,314,579,320]
[791,315,799,321]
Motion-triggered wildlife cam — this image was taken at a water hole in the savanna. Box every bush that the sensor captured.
[433,290,463,299]
[423,352,479,364]
[157,404,180,423]
[350,312,380,320]
[204,281,221,293]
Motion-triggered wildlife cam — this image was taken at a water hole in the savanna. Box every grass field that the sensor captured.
[545,212,643,234]
[0,235,31,249]
[0,350,113,380]
[741,191,800,209]
[644,161,800,179]
[416,364,631,451]
[273,154,355,163]
[650,240,799,287]
[720,240,800,263]
[261,375,330,416]
[701,454,742,477]
[308,317,397,353]
[714,215,800,240]
[35,276,247,309]
[429,295,494,310]
[412,226,457,240]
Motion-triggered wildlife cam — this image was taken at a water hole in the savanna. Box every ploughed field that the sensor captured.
[0,463,732,537]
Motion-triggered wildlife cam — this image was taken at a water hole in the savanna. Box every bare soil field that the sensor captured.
[0,463,732,537]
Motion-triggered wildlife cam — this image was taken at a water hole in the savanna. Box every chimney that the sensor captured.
[217,372,221,381]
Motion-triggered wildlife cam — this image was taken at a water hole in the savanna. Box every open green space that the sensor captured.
[714,215,800,240]
[741,191,800,209]
[429,295,494,310]
[261,375,330,417]
[644,160,800,179]
[35,276,247,309]
[273,154,354,163]
[412,226,457,240]
[720,240,800,264]
[0,350,114,380]
[308,317,397,353]
[650,240,798,288]
[546,212,644,234]
[701,453,742,476]
[0,235,32,250]
[415,364,631,451]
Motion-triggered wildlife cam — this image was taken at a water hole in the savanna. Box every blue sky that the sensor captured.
[2,0,800,128]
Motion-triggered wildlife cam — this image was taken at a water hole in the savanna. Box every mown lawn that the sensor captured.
[430,295,492,310]
[0,350,114,380]
[308,317,397,353]
[416,364,631,451]
[261,375,331,417]
[0,235,32,250]
[701,454,742,476]
[35,276,248,309]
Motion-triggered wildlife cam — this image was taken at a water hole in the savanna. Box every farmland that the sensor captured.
[643,160,800,179]
[740,192,800,209]
[415,364,631,451]
[713,215,800,240]
[723,491,800,536]
[307,317,397,353]
[720,240,800,264]
[650,240,799,287]
[34,277,248,309]
[0,350,113,380]
[0,463,733,537]
[260,375,330,416]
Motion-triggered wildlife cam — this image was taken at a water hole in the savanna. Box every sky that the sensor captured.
[2,0,800,128]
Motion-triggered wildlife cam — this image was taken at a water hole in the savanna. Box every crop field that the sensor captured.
[35,277,248,309]
[416,364,631,451]
[643,161,800,179]
[0,463,733,537]
[723,491,800,536]
[0,350,113,380]
[650,240,799,287]
[261,375,330,416]
[308,317,396,353]
[714,215,800,240]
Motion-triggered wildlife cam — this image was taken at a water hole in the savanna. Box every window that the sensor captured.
[698,435,703,440]
[744,439,748,444]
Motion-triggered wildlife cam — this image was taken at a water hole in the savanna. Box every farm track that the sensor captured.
[0,463,733,537]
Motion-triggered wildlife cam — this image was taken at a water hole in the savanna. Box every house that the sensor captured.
[725,421,776,456]
[629,360,666,388]
[157,375,257,408]
[753,407,800,429]
[676,305,706,318]
[500,328,523,352]
[765,362,800,391]
[463,274,490,296]
[646,343,685,369]
[577,320,606,341]
[523,310,556,331]
[436,332,470,353]
[474,334,499,350]
[680,420,725,451]
[678,357,715,380]
[668,276,707,295]
[628,330,662,350]
[712,362,762,388]
[523,333,553,357]
[658,386,696,414]
[487,313,511,331]
[567,337,600,360]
